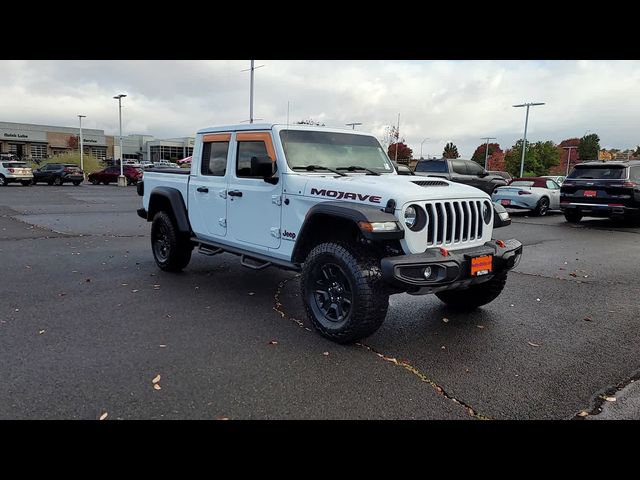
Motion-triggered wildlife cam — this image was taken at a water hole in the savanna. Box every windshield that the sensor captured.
[279,130,394,174]
[4,162,28,168]
[569,166,626,179]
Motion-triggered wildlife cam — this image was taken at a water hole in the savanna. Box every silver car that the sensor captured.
[491,177,561,216]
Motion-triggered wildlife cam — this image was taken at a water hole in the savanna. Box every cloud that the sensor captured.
[1,60,639,156]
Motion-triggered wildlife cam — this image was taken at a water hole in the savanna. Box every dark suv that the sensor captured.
[414,158,508,194]
[560,160,640,223]
[32,163,84,186]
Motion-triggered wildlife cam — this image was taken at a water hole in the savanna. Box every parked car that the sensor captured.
[560,160,640,223]
[32,163,84,186]
[489,171,513,182]
[542,175,566,186]
[414,158,508,194]
[88,165,142,185]
[0,161,34,186]
[491,177,561,216]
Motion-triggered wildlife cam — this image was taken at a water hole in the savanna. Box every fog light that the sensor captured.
[423,266,433,279]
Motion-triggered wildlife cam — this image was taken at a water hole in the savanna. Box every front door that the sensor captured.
[226,131,282,251]
[545,179,561,209]
[188,133,231,240]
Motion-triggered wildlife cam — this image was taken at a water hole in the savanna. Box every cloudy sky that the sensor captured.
[1,60,639,157]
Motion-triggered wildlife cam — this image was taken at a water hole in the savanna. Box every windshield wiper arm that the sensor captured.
[336,165,380,176]
[291,165,346,176]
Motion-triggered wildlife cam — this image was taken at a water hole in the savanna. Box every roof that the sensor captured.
[197,123,375,136]
[575,160,640,167]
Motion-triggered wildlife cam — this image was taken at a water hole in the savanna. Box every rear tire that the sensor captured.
[53,177,62,186]
[91,178,99,185]
[301,242,389,344]
[21,180,32,186]
[103,180,110,185]
[534,197,549,216]
[151,211,192,272]
[564,211,583,223]
[72,181,81,186]
[436,272,507,311]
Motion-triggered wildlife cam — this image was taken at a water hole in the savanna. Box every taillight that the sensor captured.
[623,181,637,187]
[64,168,73,173]
[517,190,532,195]
[8,168,14,173]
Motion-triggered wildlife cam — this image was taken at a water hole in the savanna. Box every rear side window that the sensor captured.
[569,166,626,179]
[451,160,467,174]
[465,161,484,175]
[629,166,640,181]
[201,141,229,176]
[237,141,269,177]
[415,160,447,173]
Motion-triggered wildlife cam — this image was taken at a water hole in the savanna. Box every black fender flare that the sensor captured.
[291,201,403,263]
[147,187,192,234]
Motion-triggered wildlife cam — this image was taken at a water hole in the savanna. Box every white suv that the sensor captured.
[0,160,34,186]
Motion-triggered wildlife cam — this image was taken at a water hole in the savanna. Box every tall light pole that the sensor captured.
[481,136,496,170]
[114,94,127,187]
[78,115,86,177]
[420,138,429,159]
[563,146,577,176]
[345,122,362,130]
[513,102,545,177]
[242,60,264,124]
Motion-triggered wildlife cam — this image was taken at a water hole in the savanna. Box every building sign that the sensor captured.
[0,128,47,142]
[82,134,106,145]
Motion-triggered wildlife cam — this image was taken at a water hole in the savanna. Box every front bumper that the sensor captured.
[381,239,523,292]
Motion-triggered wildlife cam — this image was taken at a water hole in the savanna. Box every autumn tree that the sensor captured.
[296,118,325,126]
[443,142,459,159]
[388,142,413,163]
[68,135,79,149]
[470,143,502,166]
[578,133,600,161]
[504,140,560,177]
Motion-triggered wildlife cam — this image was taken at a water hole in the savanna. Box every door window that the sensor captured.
[466,161,485,175]
[546,179,559,190]
[450,160,468,174]
[202,141,229,176]
[236,141,270,178]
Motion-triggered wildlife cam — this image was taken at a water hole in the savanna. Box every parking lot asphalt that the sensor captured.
[1,184,639,419]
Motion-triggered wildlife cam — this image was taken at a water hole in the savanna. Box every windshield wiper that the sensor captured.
[291,165,346,176]
[336,165,380,176]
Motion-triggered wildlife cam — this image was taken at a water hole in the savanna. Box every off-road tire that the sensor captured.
[564,211,582,223]
[534,196,550,216]
[436,272,507,311]
[151,211,192,272]
[301,242,389,344]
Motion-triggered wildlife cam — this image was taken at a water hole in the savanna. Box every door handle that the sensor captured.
[228,190,243,197]
[197,186,209,193]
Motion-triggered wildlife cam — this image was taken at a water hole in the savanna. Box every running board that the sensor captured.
[198,245,223,256]
[240,255,272,270]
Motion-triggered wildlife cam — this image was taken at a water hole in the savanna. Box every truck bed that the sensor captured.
[142,169,190,211]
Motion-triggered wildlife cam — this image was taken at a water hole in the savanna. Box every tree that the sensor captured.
[381,125,399,150]
[635,145,640,157]
[504,139,560,177]
[443,142,459,159]
[68,135,78,149]
[578,133,600,161]
[295,118,325,126]
[470,143,502,166]
[387,142,413,162]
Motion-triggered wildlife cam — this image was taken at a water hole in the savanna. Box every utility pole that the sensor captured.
[513,102,545,178]
[481,136,496,170]
[78,115,86,177]
[562,146,577,176]
[394,113,400,162]
[242,60,264,124]
[345,122,362,130]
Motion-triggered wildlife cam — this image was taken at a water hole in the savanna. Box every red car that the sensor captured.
[88,166,142,185]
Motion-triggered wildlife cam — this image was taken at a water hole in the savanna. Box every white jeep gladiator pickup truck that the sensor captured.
[138,123,522,343]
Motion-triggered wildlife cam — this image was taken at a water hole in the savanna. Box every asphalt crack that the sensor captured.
[572,369,640,420]
[273,274,491,420]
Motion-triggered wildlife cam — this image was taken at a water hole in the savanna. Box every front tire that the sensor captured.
[151,211,192,272]
[21,180,32,186]
[564,211,582,223]
[436,272,507,311]
[91,178,99,185]
[53,177,62,186]
[534,197,549,216]
[301,242,389,344]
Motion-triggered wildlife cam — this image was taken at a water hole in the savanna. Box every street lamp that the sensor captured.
[345,122,362,130]
[481,137,496,170]
[113,94,127,187]
[420,138,429,159]
[562,146,577,176]
[78,115,86,177]
[513,102,545,177]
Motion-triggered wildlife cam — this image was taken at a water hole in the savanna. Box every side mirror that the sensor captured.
[493,202,511,228]
[251,156,277,183]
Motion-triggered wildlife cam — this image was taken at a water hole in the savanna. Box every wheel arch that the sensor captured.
[148,187,192,234]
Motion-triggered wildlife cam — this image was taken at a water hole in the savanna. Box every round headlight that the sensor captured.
[483,201,492,224]
[404,206,417,228]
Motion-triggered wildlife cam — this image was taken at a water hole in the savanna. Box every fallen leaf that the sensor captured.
[583,317,592,322]
[166,314,172,318]
[99,412,108,421]
[527,341,541,347]
[248,292,255,296]
[25,265,31,269]
[131,289,139,293]
[215,416,229,420]
[14,308,19,312]
[442,317,449,323]
[564,261,568,265]
[476,325,485,329]
[323,351,330,356]
[268,340,278,345]
[152,374,161,384]
[536,298,541,302]
[39,329,46,335]
[58,293,67,297]
[153,284,161,289]
[577,411,589,417]
[583,275,589,278]
[441,345,446,350]
[159,344,167,348]
[510,304,515,307]
[465,368,470,373]
[121,283,128,286]
[569,273,578,277]
[153,384,162,390]
[85,278,91,282]
[604,396,616,402]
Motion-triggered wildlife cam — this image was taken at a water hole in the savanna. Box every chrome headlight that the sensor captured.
[404,205,417,229]
[483,201,492,224]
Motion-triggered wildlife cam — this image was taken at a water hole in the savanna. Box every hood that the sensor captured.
[288,173,490,208]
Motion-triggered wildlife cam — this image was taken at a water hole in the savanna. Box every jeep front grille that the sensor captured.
[412,180,449,187]
[424,200,484,246]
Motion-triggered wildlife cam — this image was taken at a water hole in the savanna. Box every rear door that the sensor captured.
[561,165,630,206]
[226,131,282,251]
